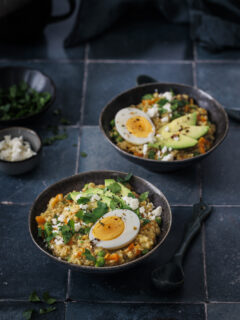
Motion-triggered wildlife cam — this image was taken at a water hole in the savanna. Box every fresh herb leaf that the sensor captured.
[141,249,149,255]
[95,256,105,267]
[66,194,72,200]
[44,222,52,237]
[157,98,168,107]
[142,218,150,226]
[148,150,156,159]
[23,309,34,320]
[142,94,153,100]
[37,227,43,238]
[78,227,90,235]
[127,192,135,198]
[77,197,89,204]
[110,119,115,127]
[83,249,96,262]
[80,152,87,158]
[117,173,132,184]
[60,225,73,244]
[68,219,75,232]
[98,250,106,257]
[107,182,121,193]
[76,210,84,219]
[139,191,149,202]
[155,217,162,226]
[91,201,108,222]
[110,199,118,210]
[39,306,56,314]
[43,132,68,146]
[29,291,41,302]
[42,292,56,305]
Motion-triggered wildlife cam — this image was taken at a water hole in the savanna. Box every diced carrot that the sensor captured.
[105,253,119,262]
[133,152,143,157]
[35,216,46,225]
[198,137,208,154]
[135,249,141,256]
[184,105,190,112]
[77,248,85,257]
[127,243,135,251]
[64,218,68,225]
[68,238,73,245]
[40,225,45,230]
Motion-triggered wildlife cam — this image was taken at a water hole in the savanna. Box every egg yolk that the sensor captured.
[126,116,153,138]
[92,216,125,241]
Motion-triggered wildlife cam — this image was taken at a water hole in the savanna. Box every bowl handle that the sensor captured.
[48,0,76,23]
[136,75,158,86]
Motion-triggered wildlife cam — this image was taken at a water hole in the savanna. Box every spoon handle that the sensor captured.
[174,200,212,263]
[136,75,157,85]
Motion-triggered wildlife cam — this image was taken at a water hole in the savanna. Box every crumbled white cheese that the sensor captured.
[147,104,159,118]
[58,214,65,222]
[74,222,82,232]
[162,154,174,161]
[156,150,161,159]
[139,206,145,214]
[52,218,57,225]
[164,126,170,132]
[76,193,84,201]
[142,144,148,156]
[163,91,173,101]
[173,136,180,141]
[161,116,169,123]
[163,102,172,113]
[55,236,64,245]
[168,147,173,151]
[0,135,36,162]
[123,196,139,210]
[161,146,168,154]
[148,206,162,220]
[91,194,101,202]
[79,204,88,210]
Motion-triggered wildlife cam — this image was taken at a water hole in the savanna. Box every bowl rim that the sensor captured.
[99,82,229,164]
[0,126,42,164]
[29,170,172,272]
[0,66,56,123]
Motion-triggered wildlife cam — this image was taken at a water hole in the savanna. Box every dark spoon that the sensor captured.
[152,200,212,291]
[137,74,239,121]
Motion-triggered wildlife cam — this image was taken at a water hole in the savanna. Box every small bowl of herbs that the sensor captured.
[0,66,55,125]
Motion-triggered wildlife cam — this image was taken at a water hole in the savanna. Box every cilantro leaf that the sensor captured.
[42,292,56,305]
[107,182,121,193]
[117,173,132,184]
[148,150,156,159]
[39,306,56,314]
[66,194,72,200]
[83,249,96,262]
[143,218,150,225]
[68,219,75,232]
[142,94,153,100]
[60,225,73,244]
[77,197,89,204]
[110,199,118,210]
[44,222,52,237]
[80,152,87,158]
[23,309,34,320]
[157,98,168,107]
[29,291,40,302]
[139,192,149,202]
[127,192,135,198]
[76,210,84,219]
[91,201,108,222]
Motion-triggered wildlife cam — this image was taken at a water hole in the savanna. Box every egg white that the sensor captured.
[89,209,140,250]
[115,107,155,145]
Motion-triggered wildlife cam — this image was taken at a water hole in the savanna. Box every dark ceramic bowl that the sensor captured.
[29,171,172,273]
[0,66,56,125]
[0,127,42,175]
[100,83,229,172]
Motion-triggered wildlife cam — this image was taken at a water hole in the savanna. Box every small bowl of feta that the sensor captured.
[0,127,42,175]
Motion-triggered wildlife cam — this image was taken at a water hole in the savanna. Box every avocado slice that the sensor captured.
[101,196,113,208]
[105,179,131,197]
[157,133,198,149]
[170,112,197,127]
[181,125,209,139]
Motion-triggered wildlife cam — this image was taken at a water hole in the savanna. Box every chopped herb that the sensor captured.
[148,150,156,159]
[116,136,124,142]
[127,192,135,198]
[158,107,167,114]
[76,210,84,219]
[42,292,56,305]
[107,182,121,194]
[110,199,118,210]
[29,291,41,302]
[155,217,162,226]
[23,309,34,320]
[80,151,88,158]
[0,81,51,121]
[157,98,168,107]
[95,256,105,267]
[98,250,106,257]
[142,249,149,255]
[60,225,73,244]
[142,218,150,226]
[60,117,70,125]
[44,222,52,237]
[78,226,90,235]
[76,201,108,224]
[83,249,96,262]
[142,94,153,100]
[37,227,43,237]
[110,119,115,127]
[43,132,68,146]
[39,306,56,314]
[68,219,75,232]
[117,173,132,183]
[66,194,72,200]
[139,191,149,202]
[77,197,89,204]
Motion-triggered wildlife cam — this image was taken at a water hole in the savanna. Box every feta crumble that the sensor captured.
[161,116,169,123]
[163,102,171,113]
[79,204,88,210]
[0,135,36,162]
[55,236,64,245]
[148,206,162,220]
[139,206,145,214]
[123,196,139,210]
[161,146,168,154]
[147,104,159,118]
[91,194,101,202]
[162,154,174,161]
[162,91,173,101]
[142,144,148,156]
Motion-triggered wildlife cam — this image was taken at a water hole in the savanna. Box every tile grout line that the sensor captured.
[66,269,71,301]
[75,43,89,174]
[192,42,198,88]
[204,303,208,320]
[202,223,209,302]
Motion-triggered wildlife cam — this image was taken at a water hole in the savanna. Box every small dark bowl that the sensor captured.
[100,83,229,172]
[0,127,42,175]
[0,66,56,125]
[29,170,172,273]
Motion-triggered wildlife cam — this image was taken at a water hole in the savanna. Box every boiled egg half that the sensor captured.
[115,107,155,145]
[89,209,140,250]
